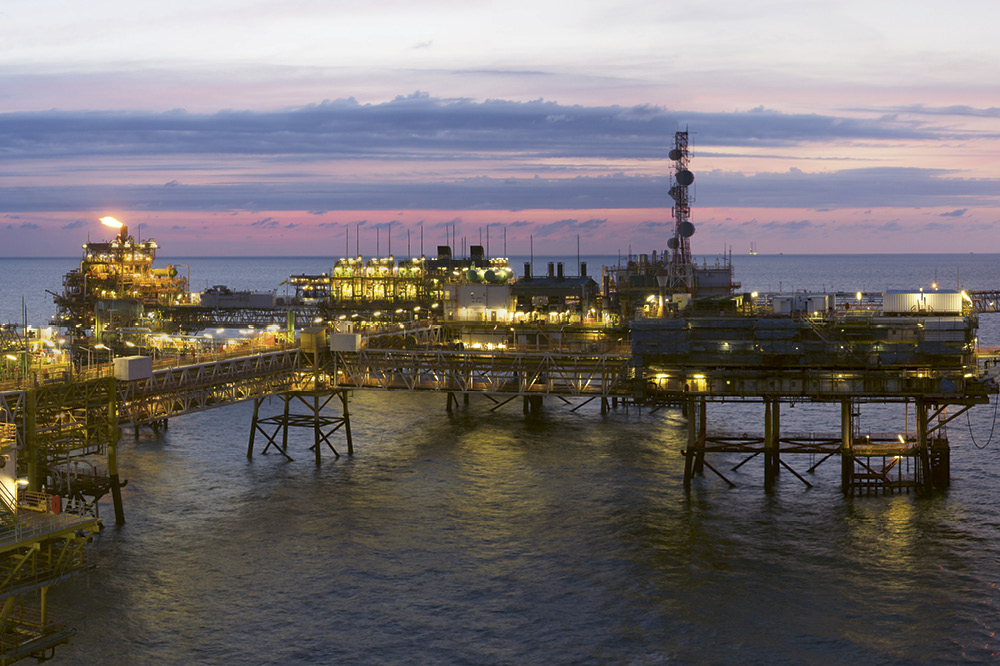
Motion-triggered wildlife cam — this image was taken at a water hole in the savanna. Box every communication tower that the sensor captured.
[667,131,696,291]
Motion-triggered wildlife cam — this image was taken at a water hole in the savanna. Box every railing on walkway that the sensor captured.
[332,348,633,397]
[0,490,95,550]
[0,342,298,393]
[116,347,302,425]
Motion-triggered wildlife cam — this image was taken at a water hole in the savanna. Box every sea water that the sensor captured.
[1,253,999,665]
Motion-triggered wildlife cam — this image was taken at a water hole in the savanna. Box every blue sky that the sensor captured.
[2,0,999,256]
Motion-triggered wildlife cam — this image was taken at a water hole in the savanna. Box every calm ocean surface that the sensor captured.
[2,253,1000,665]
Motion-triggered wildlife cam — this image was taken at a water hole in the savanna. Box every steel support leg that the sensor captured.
[764,399,775,491]
[840,400,853,493]
[247,396,262,458]
[340,390,354,456]
[694,398,707,475]
[683,396,696,488]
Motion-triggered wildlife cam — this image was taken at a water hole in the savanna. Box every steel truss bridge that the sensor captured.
[1,345,635,502]
[968,290,1000,313]
[1,345,634,460]
[329,348,632,398]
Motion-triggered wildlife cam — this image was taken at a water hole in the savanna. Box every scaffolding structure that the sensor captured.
[51,223,188,344]
[0,422,101,665]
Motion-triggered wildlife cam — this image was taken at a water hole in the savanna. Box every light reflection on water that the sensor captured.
[47,390,1000,665]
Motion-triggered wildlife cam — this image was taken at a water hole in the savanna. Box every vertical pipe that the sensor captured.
[107,378,125,525]
[694,397,707,475]
[772,400,781,478]
[841,400,853,493]
[917,399,931,492]
[280,394,291,453]
[683,396,696,488]
[764,399,774,491]
[340,390,354,456]
[247,396,261,458]
[313,394,322,465]
[24,389,37,489]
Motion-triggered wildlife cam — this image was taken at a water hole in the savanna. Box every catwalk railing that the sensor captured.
[329,348,633,397]
[116,347,300,426]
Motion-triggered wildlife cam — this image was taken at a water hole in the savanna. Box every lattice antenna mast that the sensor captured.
[667,131,694,276]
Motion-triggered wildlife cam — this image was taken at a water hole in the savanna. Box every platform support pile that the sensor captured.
[247,389,353,463]
[763,399,780,491]
[840,400,854,491]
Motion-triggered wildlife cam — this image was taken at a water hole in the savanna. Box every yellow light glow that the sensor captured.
[100,216,124,229]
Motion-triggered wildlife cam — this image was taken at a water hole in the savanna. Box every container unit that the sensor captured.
[883,290,962,315]
[772,293,830,316]
[113,355,153,381]
[198,286,276,309]
[330,333,362,352]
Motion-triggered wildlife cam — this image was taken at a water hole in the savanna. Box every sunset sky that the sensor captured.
[3,0,999,257]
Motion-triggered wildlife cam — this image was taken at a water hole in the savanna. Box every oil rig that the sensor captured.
[0,130,995,663]
[625,132,989,492]
[49,217,188,355]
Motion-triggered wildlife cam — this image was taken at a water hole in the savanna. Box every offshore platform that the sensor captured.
[0,130,996,662]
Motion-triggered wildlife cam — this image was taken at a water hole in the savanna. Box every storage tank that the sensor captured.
[484,268,512,284]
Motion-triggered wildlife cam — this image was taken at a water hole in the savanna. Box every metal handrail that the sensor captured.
[0,508,94,550]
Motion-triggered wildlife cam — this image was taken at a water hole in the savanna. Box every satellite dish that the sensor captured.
[668,148,683,161]
[676,170,695,187]
[678,221,696,238]
[668,186,680,201]
[666,237,679,249]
